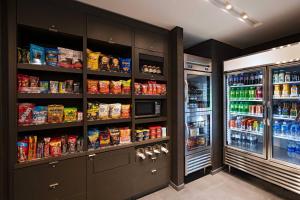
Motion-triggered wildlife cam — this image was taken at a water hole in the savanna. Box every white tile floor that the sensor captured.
[139,172,287,200]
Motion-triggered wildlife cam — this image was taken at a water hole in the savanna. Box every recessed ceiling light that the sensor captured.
[272,48,277,51]
[279,46,284,49]
[225,4,232,10]
[242,13,248,19]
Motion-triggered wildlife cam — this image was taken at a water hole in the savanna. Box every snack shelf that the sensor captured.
[273,135,300,142]
[87,118,131,126]
[273,96,300,100]
[18,121,83,132]
[87,94,131,99]
[229,84,263,88]
[87,70,131,78]
[134,95,167,99]
[229,128,263,136]
[135,73,166,81]
[229,99,263,102]
[135,117,167,124]
[273,81,300,85]
[18,93,83,99]
[230,112,263,118]
[17,63,83,74]
[273,116,296,121]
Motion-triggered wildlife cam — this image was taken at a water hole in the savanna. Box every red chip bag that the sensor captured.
[50,138,62,157]
[18,103,35,125]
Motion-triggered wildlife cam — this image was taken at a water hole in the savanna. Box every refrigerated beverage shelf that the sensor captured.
[273,146,300,166]
[229,99,263,102]
[273,115,296,121]
[273,135,300,142]
[230,142,264,155]
[229,84,263,88]
[273,81,300,85]
[273,96,300,100]
[230,128,263,136]
[230,112,263,118]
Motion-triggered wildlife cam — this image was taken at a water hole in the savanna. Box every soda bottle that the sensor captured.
[250,73,255,85]
[258,71,263,84]
[240,88,245,99]
[235,88,240,99]
[254,72,258,84]
[230,88,235,99]
[256,86,263,99]
[240,73,244,85]
[234,103,239,113]
[233,75,237,85]
[244,73,249,85]
[244,87,249,100]
[249,87,255,99]
[239,102,243,113]
[290,103,297,118]
[228,75,233,85]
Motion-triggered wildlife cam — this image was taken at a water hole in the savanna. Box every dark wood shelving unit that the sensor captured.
[87,94,131,99]
[135,73,166,81]
[18,93,83,99]
[134,95,166,99]
[17,63,83,74]
[87,70,131,78]
[18,121,83,132]
[135,117,167,124]
[87,118,131,126]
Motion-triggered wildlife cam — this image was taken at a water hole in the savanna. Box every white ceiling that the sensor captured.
[78,0,300,49]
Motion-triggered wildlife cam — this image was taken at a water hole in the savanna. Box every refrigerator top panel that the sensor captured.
[184,53,212,72]
[224,42,300,72]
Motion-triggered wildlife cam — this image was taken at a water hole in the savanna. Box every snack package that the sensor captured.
[17,139,28,162]
[18,74,30,93]
[72,50,83,69]
[68,135,77,153]
[39,81,49,93]
[141,84,148,95]
[45,48,58,67]
[110,57,120,72]
[36,140,44,159]
[110,81,122,94]
[87,80,99,94]
[65,80,74,93]
[161,84,167,95]
[77,137,84,152]
[99,54,110,71]
[87,49,100,71]
[30,44,45,65]
[18,103,35,125]
[28,136,37,161]
[50,81,59,93]
[134,83,141,95]
[121,104,130,119]
[156,126,162,138]
[61,136,68,154]
[88,128,100,150]
[29,76,39,87]
[99,80,110,94]
[149,81,157,95]
[49,138,62,157]
[109,103,121,119]
[119,58,131,73]
[99,104,109,120]
[99,130,110,147]
[87,102,99,121]
[156,84,162,95]
[119,127,131,144]
[148,82,153,95]
[32,106,48,124]
[44,137,51,158]
[59,82,66,93]
[77,112,83,121]
[108,128,120,145]
[58,47,73,68]
[64,107,77,122]
[17,47,22,63]
[149,127,156,139]
[73,82,80,93]
[48,105,64,123]
[143,129,150,140]
[135,130,144,142]
[121,80,131,94]
[18,48,30,64]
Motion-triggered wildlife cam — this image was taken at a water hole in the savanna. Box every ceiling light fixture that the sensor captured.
[225,3,232,10]
[242,13,248,19]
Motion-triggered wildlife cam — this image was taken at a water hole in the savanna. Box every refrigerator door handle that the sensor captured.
[266,101,271,126]
[184,80,188,103]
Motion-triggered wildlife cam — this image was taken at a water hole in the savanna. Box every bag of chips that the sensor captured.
[30,44,45,65]
[49,138,62,157]
[156,84,162,95]
[64,107,77,122]
[141,84,148,95]
[32,106,47,124]
[58,47,73,68]
[88,128,100,150]
[45,48,58,67]
[65,80,74,93]
[134,83,141,95]
[121,80,131,94]
[110,81,122,94]
[121,104,130,119]
[18,103,35,125]
[50,81,59,93]
[99,104,109,120]
[28,136,37,161]
[18,74,30,93]
[87,80,99,94]
[109,103,121,119]
[119,58,131,73]
[99,54,110,71]
[36,140,44,159]
[72,50,83,69]
[87,49,101,71]
[48,105,64,123]
[39,81,49,93]
[77,137,84,152]
[68,135,77,153]
[17,139,28,162]
[44,137,51,158]
[87,102,99,121]
[99,80,110,94]
[120,127,131,144]
[108,128,120,145]
[99,130,110,147]
[161,84,167,95]
[59,82,66,93]
[61,135,68,154]
[110,57,120,72]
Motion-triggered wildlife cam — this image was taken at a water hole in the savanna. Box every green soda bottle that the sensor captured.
[230,102,234,112]
[235,88,240,99]
[240,87,245,99]
[234,102,239,112]
[230,88,235,99]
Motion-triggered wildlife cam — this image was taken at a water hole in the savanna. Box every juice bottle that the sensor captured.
[282,84,290,97]
[290,103,297,117]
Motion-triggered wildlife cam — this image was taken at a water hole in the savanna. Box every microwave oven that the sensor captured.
[135,100,161,118]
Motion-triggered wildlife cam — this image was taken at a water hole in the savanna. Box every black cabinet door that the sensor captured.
[87,15,132,46]
[17,0,85,36]
[134,29,167,53]
[87,148,134,200]
[14,157,86,200]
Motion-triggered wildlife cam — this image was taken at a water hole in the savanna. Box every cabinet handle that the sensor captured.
[108,37,115,44]
[49,161,59,168]
[48,25,58,32]
[151,169,157,174]
[88,153,96,160]
[49,183,59,189]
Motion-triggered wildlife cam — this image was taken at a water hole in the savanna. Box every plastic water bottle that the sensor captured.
[273,120,281,136]
[290,123,298,139]
[281,121,289,136]
[295,142,300,159]
[287,141,296,158]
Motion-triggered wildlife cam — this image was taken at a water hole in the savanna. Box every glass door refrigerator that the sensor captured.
[184,54,212,176]
[269,64,300,167]
[225,68,267,158]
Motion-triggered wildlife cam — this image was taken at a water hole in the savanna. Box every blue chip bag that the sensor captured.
[45,48,58,67]
[88,128,100,150]
[30,44,45,65]
[32,106,48,124]
[119,58,131,73]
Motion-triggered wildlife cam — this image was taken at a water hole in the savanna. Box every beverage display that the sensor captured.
[228,72,263,86]
[230,86,263,100]
[273,70,300,83]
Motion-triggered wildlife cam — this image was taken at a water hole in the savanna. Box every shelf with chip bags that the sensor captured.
[87,118,132,126]
[134,95,167,100]
[87,69,131,78]
[87,94,131,99]
[18,121,83,132]
[135,117,167,124]
[17,63,83,74]
[18,93,83,99]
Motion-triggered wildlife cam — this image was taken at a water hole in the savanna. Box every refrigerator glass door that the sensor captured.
[185,71,211,112]
[270,64,300,166]
[185,111,211,155]
[225,68,266,157]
